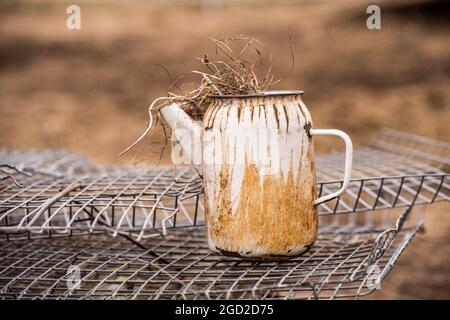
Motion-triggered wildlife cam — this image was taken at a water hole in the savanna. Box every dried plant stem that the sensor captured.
[121,37,294,158]
[120,96,171,156]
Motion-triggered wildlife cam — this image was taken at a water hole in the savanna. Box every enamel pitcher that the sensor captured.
[160,90,352,258]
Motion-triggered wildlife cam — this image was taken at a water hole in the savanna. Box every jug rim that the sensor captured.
[208,90,303,99]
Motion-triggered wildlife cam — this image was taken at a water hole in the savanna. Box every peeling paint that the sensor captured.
[206,163,317,258]
[159,92,350,258]
[202,93,318,258]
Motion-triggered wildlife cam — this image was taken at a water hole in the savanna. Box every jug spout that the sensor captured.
[160,103,203,175]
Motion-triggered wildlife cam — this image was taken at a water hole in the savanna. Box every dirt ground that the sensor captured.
[0,0,449,299]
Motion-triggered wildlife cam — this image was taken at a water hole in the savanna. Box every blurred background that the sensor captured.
[0,0,449,299]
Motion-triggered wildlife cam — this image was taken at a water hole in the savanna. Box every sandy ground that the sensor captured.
[0,0,449,299]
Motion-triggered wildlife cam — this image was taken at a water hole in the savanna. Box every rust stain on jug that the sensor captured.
[207,148,317,258]
[159,90,353,259]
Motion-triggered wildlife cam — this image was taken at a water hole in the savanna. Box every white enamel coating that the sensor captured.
[159,103,203,175]
[201,97,314,217]
[310,129,353,205]
[159,92,353,258]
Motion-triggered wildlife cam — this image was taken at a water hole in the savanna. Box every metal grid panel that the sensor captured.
[0,128,448,240]
[0,149,99,177]
[0,170,447,241]
[0,128,448,300]
[0,207,422,300]
[0,167,204,241]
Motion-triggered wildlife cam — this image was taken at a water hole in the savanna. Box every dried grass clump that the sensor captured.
[121,37,293,156]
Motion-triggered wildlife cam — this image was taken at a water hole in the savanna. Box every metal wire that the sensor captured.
[0,149,99,177]
[0,128,448,300]
[0,128,448,240]
[0,169,446,240]
[0,207,423,300]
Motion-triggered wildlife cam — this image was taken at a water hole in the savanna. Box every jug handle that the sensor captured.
[310,129,353,205]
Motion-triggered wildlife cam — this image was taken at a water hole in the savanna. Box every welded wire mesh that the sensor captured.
[0,207,423,300]
[0,149,99,177]
[0,128,448,300]
[0,129,448,240]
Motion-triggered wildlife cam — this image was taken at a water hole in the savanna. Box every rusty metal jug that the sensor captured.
[160,90,353,258]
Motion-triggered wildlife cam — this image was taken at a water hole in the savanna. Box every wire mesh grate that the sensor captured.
[0,128,448,300]
[0,129,448,240]
[0,209,423,300]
